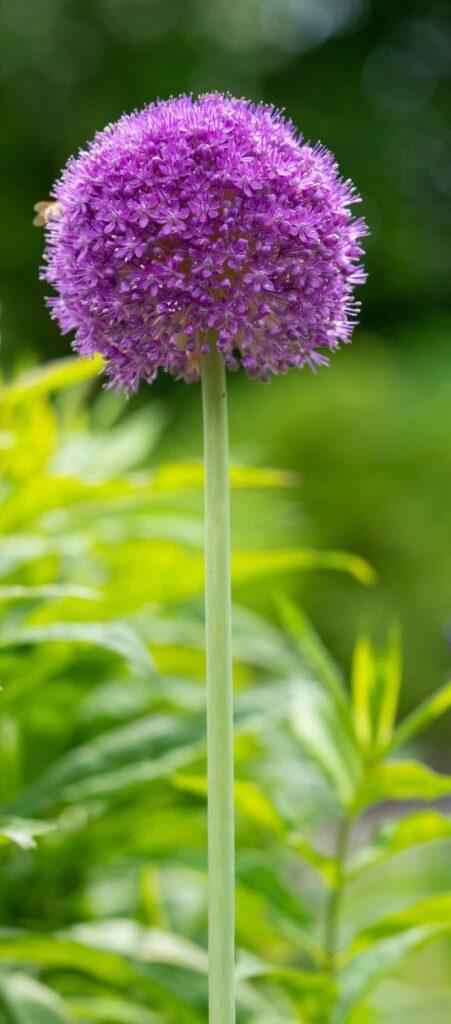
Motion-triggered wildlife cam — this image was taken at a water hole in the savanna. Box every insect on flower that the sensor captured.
[33,200,62,228]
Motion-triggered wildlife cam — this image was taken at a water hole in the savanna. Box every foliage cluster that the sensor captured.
[0,359,449,1023]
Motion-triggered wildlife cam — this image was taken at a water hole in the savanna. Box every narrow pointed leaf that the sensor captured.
[390,680,451,752]
[291,687,362,807]
[0,584,100,603]
[0,929,204,1023]
[351,636,375,750]
[151,461,295,492]
[276,594,347,707]
[375,627,402,750]
[0,621,152,672]
[12,714,203,815]
[233,549,375,587]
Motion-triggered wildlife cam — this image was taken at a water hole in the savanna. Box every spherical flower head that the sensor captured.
[42,93,368,393]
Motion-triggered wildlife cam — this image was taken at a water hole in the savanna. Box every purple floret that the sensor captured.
[42,93,368,393]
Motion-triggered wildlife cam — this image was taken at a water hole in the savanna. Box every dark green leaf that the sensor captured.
[12,714,204,814]
[0,622,152,673]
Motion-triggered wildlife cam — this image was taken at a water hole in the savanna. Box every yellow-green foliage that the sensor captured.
[0,360,449,1024]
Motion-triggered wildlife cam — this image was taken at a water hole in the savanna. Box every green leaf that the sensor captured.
[342,1007,374,1024]
[25,543,374,622]
[291,686,362,807]
[172,775,285,835]
[0,621,152,673]
[238,958,299,985]
[0,476,136,532]
[135,605,296,676]
[66,996,161,1023]
[341,894,451,960]
[335,926,448,1023]
[0,585,100,603]
[12,714,204,815]
[150,461,295,493]
[336,896,451,1022]
[0,929,134,984]
[390,679,451,752]
[237,961,330,990]
[374,627,402,750]
[69,920,208,974]
[0,816,55,850]
[351,630,402,756]
[0,973,71,1024]
[232,549,375,588]
[0,929,204,1023]
[287,833,337,885]
[1,355,104,405]
[236,855,312,936]
[276,595,347,708]
[0,535,61,579]
[348,811,451,876]
[90,804,207,864]
[236,956,334,1017]
[52,407,166,481]
[357,760,451,809]
[369,981,451,1024]
[351,636,375,750]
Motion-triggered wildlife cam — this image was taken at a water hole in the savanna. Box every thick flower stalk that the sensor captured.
[40,92,367,1024]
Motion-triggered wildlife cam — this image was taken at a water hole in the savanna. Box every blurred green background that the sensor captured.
[1,1,450,715]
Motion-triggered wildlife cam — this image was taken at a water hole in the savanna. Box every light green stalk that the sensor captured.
[201,343,235,1024]
[325,814,351,968]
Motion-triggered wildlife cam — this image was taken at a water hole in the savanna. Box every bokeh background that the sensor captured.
[1,0,450,722]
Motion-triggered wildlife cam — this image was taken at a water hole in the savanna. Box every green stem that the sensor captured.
[325,814,351,969]
[201,343,235,1024]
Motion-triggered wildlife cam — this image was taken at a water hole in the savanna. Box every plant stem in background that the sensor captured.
[325,814,352,968]
[201,342,235,1024]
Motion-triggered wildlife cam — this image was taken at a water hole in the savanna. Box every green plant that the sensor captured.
[271,597,451,1022]
[0,356,385,1023]
[0,358,449,1021]
[0,580,450,1022]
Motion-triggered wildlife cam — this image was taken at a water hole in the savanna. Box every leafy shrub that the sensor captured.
[0,359,449,1022]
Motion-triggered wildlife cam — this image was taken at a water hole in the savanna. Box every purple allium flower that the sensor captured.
[42,93,367,393]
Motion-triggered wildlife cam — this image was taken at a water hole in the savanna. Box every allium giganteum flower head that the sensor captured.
[43,93,368,392]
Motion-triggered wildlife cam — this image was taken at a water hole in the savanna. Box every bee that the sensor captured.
[33,200,62,227]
